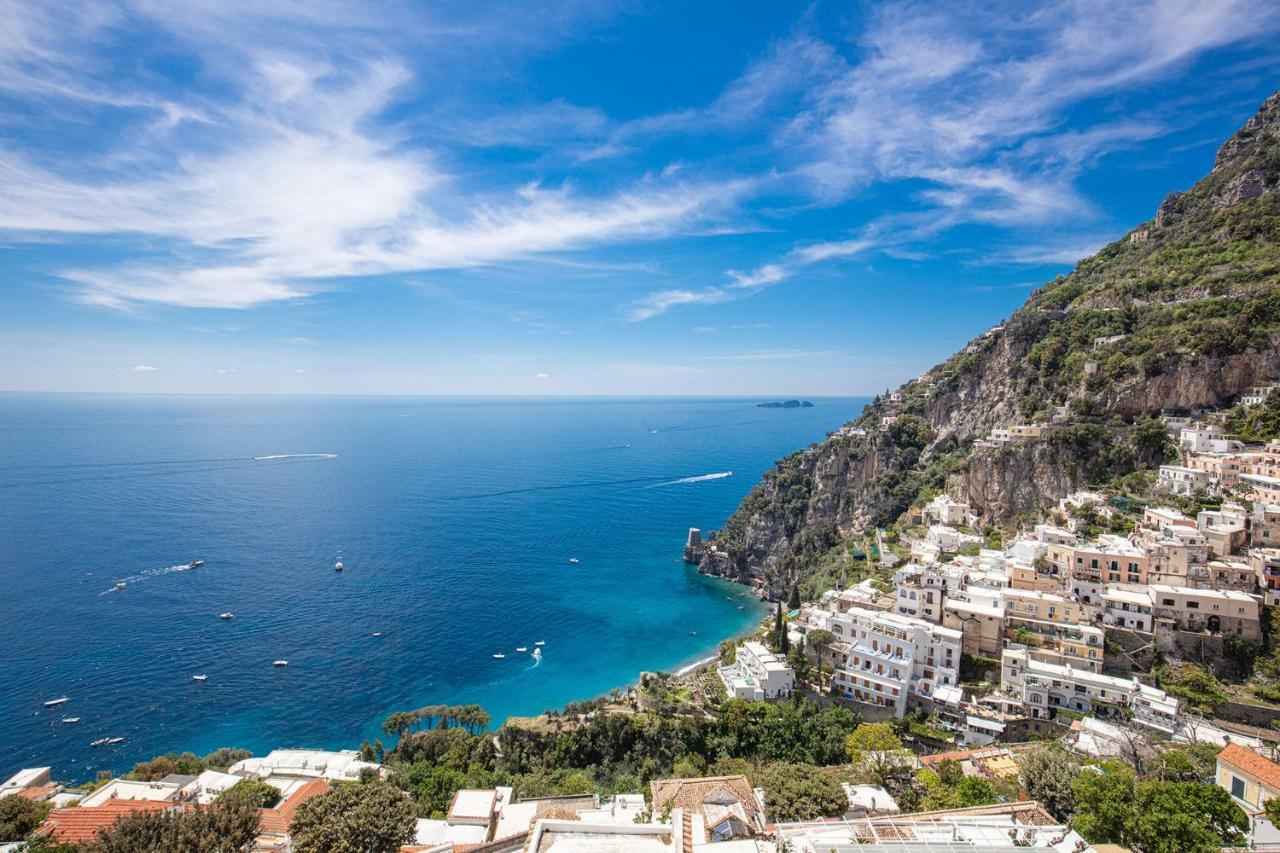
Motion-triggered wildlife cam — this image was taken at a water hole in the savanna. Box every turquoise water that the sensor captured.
[0,395,865,780]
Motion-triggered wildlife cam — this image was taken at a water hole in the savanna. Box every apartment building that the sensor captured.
[1252,549,1280,607]
[717,641,794,701]
[1002,588,1104,672]
[822,606,961,714]
[1101,586,1154,631]
[1069,535,1150,586]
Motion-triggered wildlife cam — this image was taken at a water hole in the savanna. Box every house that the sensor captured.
[1254,548,1280,606]
[1158,464,1215,495]
[1149,584,1263,640]
[255,778,331,851]
[1207,557,1256,592]
[1002,588,1104,672]
[649,775,767,841]
[37,800,173,845]
[1218,743,1280,817]
[942,592,1005,657]
[1102,586,1154,632]
[524,815,684,852]
[1069,535,1150,587]
[1179,426,1242,454]
[924,494,971,526]
[228,749,384,797]
[0,768,51,799]
[78,777,189,808]
[718,641,794,700]
[999,647,1179,733]
[841,784,899,817]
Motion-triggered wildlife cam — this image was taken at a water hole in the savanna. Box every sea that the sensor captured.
[0,394,867,780]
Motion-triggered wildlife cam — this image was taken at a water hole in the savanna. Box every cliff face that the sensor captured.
[701,91,1280,598]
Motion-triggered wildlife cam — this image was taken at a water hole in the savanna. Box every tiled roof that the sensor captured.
[17,784,58,800]
[1220,743,1280,792]
[648,775,759,824]
[532,803,581,822]
[259,777,331,834]
[39,799,172,843]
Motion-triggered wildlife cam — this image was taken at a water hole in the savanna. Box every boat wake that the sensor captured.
[649,471,732,487]
[101,562,203,595]
[253,454,338,461]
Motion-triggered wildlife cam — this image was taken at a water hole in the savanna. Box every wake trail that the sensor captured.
[253,454,338,461]
[647,471,733,487]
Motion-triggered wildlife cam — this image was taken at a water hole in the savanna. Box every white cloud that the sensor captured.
[535,371,549,379]
[129,364,158,372]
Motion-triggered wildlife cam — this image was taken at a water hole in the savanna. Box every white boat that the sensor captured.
[273,660,289,667]
[61,717,79,724]
[106,737,124,745]
[371,631,382,637]
[335,561,344,572]
[219,612,235,620]
[492,653,505,659]
[568,558,580,564]
[532,648,542,661]
[43,697,69,708]
[90,738,110,747]
[534,641,545,646]
[192,675,207,681]
[516,646,528,652]
[113,582,126,591]
[188,560,204,568]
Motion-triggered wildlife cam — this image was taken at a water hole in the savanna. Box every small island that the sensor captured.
[756,400,814,408]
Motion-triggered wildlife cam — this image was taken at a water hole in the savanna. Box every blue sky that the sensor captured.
[1,0,1278,395]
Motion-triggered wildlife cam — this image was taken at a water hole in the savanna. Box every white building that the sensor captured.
[1000,647,1179,733]
[1102,586,1154,632]
[822,606,961,714]
[924,494,972,526]
[718,641,794,700]
[1180,426,1243,454]
[229,749,385,798]
[1159,464,1215,496]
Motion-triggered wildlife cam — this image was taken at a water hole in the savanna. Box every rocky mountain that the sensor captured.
[698,91,1280,600]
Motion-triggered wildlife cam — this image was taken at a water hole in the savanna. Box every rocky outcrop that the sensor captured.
[695,91,1280,597]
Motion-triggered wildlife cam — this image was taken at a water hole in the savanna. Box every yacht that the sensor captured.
[90,738,110,748]
[219,612,235,620]
[106,737,124,745]
[43,697,69,708]
[534,641,545,646]
[532,648,542,662]
[568,558,580,564]
[60,717,79,724]
[187,560,204,569]
[515,646,528,653]
[273,660,289,667]
[371,631,382,637]
[492,653,505,659]
[113,582,126,591]
[192,675,208,681]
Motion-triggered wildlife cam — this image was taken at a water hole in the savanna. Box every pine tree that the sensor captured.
[788,585,801,609]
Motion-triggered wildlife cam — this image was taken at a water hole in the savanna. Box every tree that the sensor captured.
[1127,780,1247,853]
[81,798,260,853]
[0,795,51,841]
[935,759,963,786]
[290,780,416,853]
[394,763,466,818]
[846,724,910,788]
[760,764,847,822]
[217,778,282,809]
[1019,745,1079,820]
[381,711,416,738]
[1072,762,1136,846]
[1265,795,1280,827]
[203,748,252,771]
[788,586,801,609]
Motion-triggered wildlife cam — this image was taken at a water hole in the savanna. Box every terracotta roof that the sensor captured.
[532,803,582,822]
[682,810,694,853]
[648,775,759,824]
[258,777,331,834]
[18,784,58,800]
[1219,743,1280,792]
[39,799,172,843]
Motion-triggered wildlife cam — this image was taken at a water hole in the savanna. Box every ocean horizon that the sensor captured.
[0,393,867,780]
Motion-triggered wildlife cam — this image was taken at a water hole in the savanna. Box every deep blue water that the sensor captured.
[0,394,865,781]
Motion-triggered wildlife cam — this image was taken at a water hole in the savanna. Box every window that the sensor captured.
[1231,776,1246,800]
[1162,599,1175,606]
[1187,601,1199,610]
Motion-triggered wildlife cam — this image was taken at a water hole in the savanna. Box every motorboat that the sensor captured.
[273,660,288,667]
[515,647,528,653]
[532,648,542,661]
[568,558,580,564]
[44,697,69,708]
[192,675,208,681]
[492,653,506,659]
[90,738,110,748]
[113,582,126,591]
[534,641,545,646]
[219,612,235,620]
[188,560,204,569]
[61,717,79,724]
[106,737,124,745]
[371,631,382,637]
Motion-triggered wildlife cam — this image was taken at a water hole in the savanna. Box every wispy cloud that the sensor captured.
[129,363,158,372]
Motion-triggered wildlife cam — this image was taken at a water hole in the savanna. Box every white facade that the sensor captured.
[823,606,961,714]
[1180,426,1242,454]
[924,494,971,526]
[1102,587,1154,631]
[1000,647,1179,733]
[717,641,794,700]
[1159,464,1214,495]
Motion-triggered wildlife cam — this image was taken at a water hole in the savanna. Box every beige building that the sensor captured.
[1149,584,1262,641]
[1069,535,1150,586]
[1003,589,1104,672]
[1217,743,1280,815]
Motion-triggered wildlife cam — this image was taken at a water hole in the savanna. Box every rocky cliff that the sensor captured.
[700,91,1280,599]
